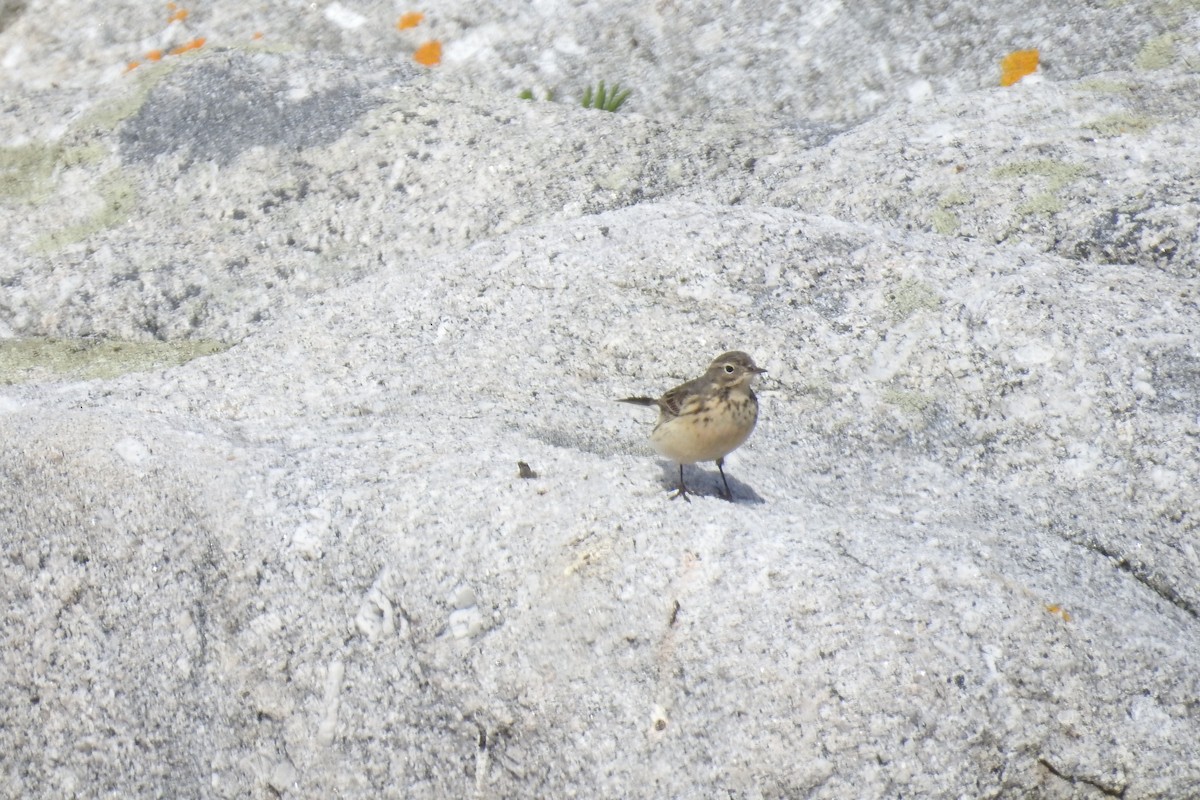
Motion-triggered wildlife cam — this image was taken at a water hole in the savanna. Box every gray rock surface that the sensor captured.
[2,1,1199,798]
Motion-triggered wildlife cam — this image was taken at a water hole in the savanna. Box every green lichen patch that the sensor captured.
[77,62,179,132]
[938,190,970,208]
[1085,113,1156,137]
[58,142,109,168]
[930,209,959,235]
[34,170,138,252]
[882,388,935,413]
[1018,192,1065,216]
[888,277,942,320]
[1136,34,1176,70]
[0,338,228,384]
[1,141,114,205]
[1076,78,1132,94]
[993,160,1090,217]
[0,143,61,202]
[992,159,1089,191]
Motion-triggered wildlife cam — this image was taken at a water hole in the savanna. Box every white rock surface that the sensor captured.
[2,1,1198,798]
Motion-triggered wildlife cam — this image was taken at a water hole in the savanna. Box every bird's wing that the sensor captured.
[658,377,704,418]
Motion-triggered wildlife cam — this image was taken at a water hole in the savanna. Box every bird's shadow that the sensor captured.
[653,461,766,504]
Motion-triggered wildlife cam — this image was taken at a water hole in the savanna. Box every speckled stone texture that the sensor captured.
[2,1,1198,798]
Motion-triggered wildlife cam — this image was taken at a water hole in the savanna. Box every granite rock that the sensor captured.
[2,2,1198,798]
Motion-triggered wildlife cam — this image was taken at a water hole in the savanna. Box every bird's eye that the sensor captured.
[724,364,735,374]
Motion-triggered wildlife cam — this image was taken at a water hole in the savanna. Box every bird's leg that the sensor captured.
[668,463,691,502]
[716,457,733,501]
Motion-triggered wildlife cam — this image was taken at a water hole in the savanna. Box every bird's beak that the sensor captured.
[752,366,767,374]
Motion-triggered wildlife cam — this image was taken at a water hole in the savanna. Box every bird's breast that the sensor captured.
[649,396,758,464]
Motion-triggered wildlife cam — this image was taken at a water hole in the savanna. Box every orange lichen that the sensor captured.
[413,40,441,66]
[1044,603,1072,622]
[251,31,263,40]
[396,11,424,30]
[123,5,207,75]
[1000,49,1039,87]
[168,37,206,56]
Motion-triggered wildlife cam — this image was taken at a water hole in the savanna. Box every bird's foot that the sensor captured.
[668,487,692,502]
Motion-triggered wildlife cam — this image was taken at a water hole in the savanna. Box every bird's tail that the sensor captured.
[617,396,658,407]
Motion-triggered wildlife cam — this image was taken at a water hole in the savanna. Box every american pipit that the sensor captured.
[619,351,766,501]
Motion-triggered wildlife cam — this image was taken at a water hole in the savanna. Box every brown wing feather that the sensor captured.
[658,376,707,418]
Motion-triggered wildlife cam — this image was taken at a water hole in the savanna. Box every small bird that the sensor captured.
[619,351,766,501]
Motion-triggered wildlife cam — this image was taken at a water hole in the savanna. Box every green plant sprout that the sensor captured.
[581,81,631,112]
